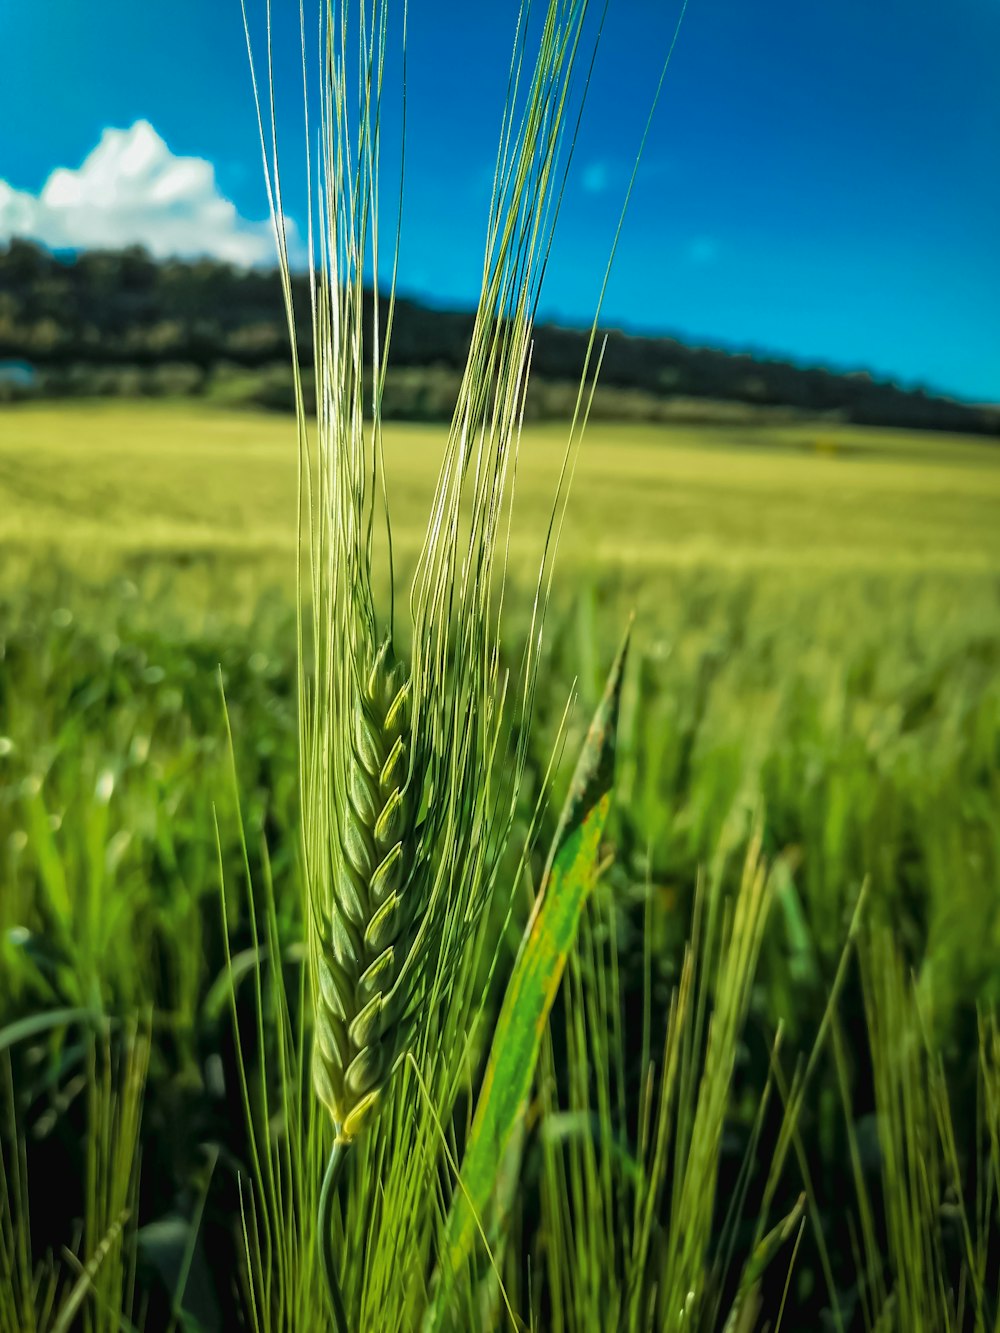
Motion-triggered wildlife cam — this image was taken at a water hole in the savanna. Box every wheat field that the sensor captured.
[3,399,1000,1329]
[3,402,998,575]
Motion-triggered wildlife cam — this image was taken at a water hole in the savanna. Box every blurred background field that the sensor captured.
[3,400,1000,1326]
[4,401,999,574]
[4,401,999,1018]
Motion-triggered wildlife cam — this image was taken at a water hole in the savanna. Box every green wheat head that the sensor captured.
[240,0,603,1150]
[311,636,415,1139]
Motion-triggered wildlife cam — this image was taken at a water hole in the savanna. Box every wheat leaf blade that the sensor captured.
[428,625,631,1326]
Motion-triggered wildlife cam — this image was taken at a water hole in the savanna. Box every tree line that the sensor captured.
[1,239,996,436]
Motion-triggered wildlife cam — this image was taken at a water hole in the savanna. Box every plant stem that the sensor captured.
[319,1136,352,1333]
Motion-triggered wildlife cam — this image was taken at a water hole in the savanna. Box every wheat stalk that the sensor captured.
[242,0,611,1324]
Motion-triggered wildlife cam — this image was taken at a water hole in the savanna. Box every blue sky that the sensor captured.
[0,0,997,403]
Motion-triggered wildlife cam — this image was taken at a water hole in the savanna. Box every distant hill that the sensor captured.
[1,239,996,436]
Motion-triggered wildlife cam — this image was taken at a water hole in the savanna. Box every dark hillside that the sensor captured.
[1,239,996,435]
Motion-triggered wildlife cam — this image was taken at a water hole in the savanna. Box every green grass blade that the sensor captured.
[50,1209,129,1333]
[427,625,631,1328]
[723,1194,806,1333]
[0,1007,104,1054]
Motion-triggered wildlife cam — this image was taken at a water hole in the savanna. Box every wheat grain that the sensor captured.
[311,637,415,1142]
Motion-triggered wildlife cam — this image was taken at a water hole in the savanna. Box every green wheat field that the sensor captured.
[3,400,1000,1329]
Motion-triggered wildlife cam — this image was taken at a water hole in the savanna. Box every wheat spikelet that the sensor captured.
[311,636,415,1142]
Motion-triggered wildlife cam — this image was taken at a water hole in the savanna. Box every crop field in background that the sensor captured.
[3,400,1000,1327]
[3,401,1000,576]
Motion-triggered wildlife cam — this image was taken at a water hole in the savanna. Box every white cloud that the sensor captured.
[0,121,292,267]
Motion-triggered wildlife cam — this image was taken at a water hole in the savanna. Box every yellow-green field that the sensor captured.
[3,401,999,576]
[3,400,1000,1329]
